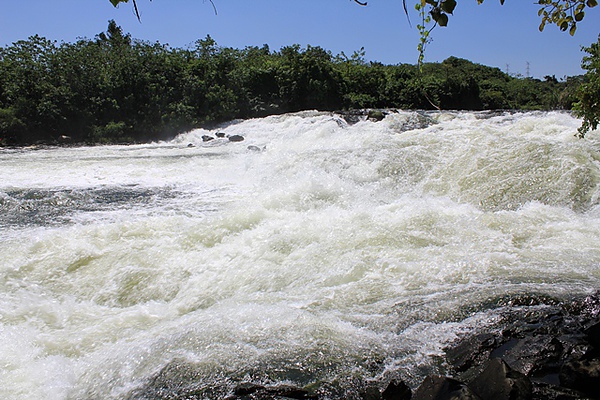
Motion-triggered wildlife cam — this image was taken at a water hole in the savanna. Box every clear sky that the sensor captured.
[1,0,599,79]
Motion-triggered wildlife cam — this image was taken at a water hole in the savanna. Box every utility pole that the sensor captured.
[526,61,530,78]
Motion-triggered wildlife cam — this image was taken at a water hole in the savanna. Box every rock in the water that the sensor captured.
[233,382,264,396]
[559,357,600,397]
[469,358,532,400]
[202,135,214,142]
[382,379,412,400]
[247,145,262,152]
[413,376,481,400]
[228,134,244,142]
[215,132,226,138]
[368,110,386,122]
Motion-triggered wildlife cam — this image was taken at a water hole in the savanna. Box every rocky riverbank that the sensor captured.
[129,292,600,399]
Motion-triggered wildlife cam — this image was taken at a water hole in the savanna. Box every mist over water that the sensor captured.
[1,110,599,399]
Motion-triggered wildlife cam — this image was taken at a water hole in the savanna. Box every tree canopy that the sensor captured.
[0,21,576,146]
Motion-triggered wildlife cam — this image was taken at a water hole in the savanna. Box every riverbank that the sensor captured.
[128,292,600,399]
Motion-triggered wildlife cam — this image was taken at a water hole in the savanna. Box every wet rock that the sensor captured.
[446,333,498,375]
[443,293,600,400]
[228,134,245,142]
[359,381,382,400]
[234,382,265,396]
[187,143,195,147]
[202,135,214,142]
[559,357,600,397]
[368,110,386,122]
[469,358,532,400]
[381,379,412,400]
[247,145,262,152]
[413,376,480,400]
[215,132,226,138]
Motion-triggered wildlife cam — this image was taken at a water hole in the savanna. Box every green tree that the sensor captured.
[574,35,600,137]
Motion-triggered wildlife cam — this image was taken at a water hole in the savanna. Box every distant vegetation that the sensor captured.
[0,21,584,146]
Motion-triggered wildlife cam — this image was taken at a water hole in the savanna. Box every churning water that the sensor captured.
[1,110,599,399]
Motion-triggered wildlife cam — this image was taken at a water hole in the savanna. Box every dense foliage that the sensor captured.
[0,21,580,146]
[574,35,600,137]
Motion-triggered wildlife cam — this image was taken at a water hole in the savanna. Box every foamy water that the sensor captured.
[1,110,599,399]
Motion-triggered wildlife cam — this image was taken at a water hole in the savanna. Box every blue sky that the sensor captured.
[1,0,599,78]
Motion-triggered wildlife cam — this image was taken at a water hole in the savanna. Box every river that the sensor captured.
[1,110,599,399]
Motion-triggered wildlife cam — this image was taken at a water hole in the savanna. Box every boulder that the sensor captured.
[469,358,532,400]
[228,134,244,142]
[413,376,481,400]
[382,379,412,400]
[559,357,600,397]
[202,135,214,142]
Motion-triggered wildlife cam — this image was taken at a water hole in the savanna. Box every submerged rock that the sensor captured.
[202,135,214,142]
[228,134,245,142]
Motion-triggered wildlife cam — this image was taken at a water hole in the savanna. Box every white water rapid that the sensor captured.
[1,110,599,399]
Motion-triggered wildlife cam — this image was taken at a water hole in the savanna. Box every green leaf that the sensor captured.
[437,12,449,26]
[569,24,577,36]
[110,0,127,6]
[575,11,585,22]
[441,0,457,14]
[587,0,598,7]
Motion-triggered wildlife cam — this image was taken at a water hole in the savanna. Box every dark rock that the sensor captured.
[247,145,262,152]
[494,335,560,376]
[368,110,386,122]
[413,376,481,400]
[215,132,226,138]
[559,357,600,396]
[532,381,593,400]
[446,333,498,374]
[262,384,316,399]
[584,321,600,349]
[469,358,532,400]
[359,381,382,400]
[382,379,412,400]
[234,382,264,396]
[187,143,195,147]
[202,135,214,142]
[228,135,245,142]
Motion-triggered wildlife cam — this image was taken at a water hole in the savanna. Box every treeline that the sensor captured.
[0,21,581,146]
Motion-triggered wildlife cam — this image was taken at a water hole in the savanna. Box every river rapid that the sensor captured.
[1,110,599,399]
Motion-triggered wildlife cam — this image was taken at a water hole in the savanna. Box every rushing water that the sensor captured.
[1,110,599,399]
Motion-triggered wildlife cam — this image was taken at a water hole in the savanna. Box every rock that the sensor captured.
[584,321,600,348]
[228,134,244,142]
[359,381,383,400]
[368,110,386,122]
[446,333,498,374]
[202,135,214,142]
[215,132,226,138]
[262,384,316,399]
[187,143,195,147]
[559,357,600,397]
[413,376,481,400]
[469,358,532,400]
[494,335,560,376]
[382,379,412,400]
[233,382,264,396]
[247,145,262,152]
